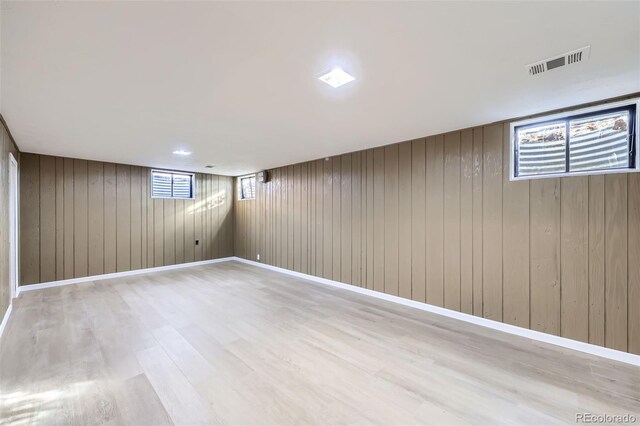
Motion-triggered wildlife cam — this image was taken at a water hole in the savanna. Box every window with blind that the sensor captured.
[511,100,638,180]
[239,175,256,200]
[151,170,195,199]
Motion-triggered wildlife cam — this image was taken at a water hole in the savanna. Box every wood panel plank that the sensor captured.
[384,145,399,296]
[234,191,242,259]
[398,141,412,300]
[116,164,131,272]
[257,175,263,261]
[411,139,426,303]
[366,150,374,290]
[502,123,529,327]
[154,198,164,267]
[175,199,185,264]
[530,178,561,335]
[104,163,117,273]
[332,160,341,280]
[275,169,282,268]
[460,130,473,314]
[443,133,461,310]
[221,176,228,259]
[373,148,385,293]
[246,181,251,260]
[323,158,333,279]
[560,176,589,342]
[360,152,367,287]
[141,168,148,269]
[288,166,295,270]
[55,157,64,280]
[184,183,195,263]
[278,169,285,268]
[629,172,640,355]
[261,173,268,264]
[300,163,308,274]
[164,199,176,265]
[341,155,352,284]
[265,174,272,265]
[226,177,235,257]
[130,167,142,270]
[266,171,272,264]
[63,157,75,279]
[220,176,230,257]
[88,162,104,276]
[194,174,202,262]
[220,176,228,258]
[472,128,484,316]
[277,170,283,265]
[351,154,362,286]
[204,175,211,260]
[307,163,314,273]
[260,173,266,263]
[20,154,40,285]
[214,176,219,259]
[73,159,88,277]
[482,124,503,321]
[213,176,221,260]
[258,173,264,263]
[604,174,628,351]
[588,175,605,346]
[293,164,302,272]
[147,172,155,267]
[426,136,444,307]
[39,156,56,282]
[217,177,226,259]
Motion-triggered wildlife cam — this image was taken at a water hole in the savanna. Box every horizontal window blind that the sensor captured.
[240,175,256,199]
[516,122,566,176]
[172,174,193,198]
[513,101,636,179]
[151,170,194,199]
[151,172,173,198]
[569,111,630,172]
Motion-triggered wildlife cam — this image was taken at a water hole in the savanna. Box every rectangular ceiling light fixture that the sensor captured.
[319,68,355,88]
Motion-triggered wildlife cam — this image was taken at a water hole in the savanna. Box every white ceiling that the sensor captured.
[1,1,639,176]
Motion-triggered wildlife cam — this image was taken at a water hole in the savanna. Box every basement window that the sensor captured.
[239,174,256,200]
[151,170,195,199]
[510,99,638,180]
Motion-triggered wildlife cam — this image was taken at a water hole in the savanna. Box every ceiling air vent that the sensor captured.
[526,46,590,76]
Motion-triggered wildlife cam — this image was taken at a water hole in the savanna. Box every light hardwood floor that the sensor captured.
[1,261,638,425]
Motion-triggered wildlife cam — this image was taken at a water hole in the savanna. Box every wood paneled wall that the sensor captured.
[235,122,640,355]
[20,153,234,285]
[0,117,20,321]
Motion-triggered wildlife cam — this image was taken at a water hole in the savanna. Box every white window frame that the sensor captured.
[238,174,256,200]
[150,169,196,199]
[510,98,639,181]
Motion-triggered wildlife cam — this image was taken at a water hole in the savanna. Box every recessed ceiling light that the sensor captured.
[173,150,192,156]
[318,68,355,88]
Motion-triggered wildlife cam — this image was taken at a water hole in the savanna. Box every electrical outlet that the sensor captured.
[257,254,260,261]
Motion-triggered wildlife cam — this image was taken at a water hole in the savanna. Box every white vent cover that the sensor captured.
[526,46,591,76]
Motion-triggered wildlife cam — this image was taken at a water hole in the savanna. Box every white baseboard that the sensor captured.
[230,257,640,367]
[17,257,235,294]
[0,303,12,340]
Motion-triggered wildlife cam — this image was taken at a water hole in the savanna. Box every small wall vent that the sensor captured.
[526,46,590,76]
